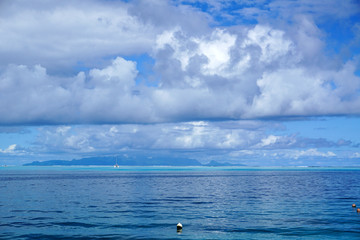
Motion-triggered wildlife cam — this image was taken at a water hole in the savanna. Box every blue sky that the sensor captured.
[0,0,359,166]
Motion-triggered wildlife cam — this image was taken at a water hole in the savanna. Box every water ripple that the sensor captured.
[2,169,360,239]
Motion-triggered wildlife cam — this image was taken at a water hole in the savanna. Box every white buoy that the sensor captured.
[177,222,183,230]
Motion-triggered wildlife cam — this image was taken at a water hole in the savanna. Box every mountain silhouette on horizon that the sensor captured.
[23,156,245,167]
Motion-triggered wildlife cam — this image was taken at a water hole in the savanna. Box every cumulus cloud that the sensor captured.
[245,148,337,161]
[152,23,360,121]
[0,57,160,124]
[292,148,336,159]
[0,0,212,74]
[0,0,159,74]
[0,144,26,155]
[256,135,284,147]
[0,144,16,154]
[254,134,351,149]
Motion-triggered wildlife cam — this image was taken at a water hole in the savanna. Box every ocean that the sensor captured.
[1,166,360,239]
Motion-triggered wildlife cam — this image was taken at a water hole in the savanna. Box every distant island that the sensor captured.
[23,156,245,167]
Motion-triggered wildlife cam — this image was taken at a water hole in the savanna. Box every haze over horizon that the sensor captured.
[0,0,360,166]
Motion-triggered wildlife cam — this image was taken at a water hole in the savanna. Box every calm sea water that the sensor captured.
[1,166,360,239]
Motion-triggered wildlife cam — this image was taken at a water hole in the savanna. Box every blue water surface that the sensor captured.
[1,166,360,239]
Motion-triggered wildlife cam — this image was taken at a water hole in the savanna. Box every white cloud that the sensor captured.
[89,57,138,91]
[242,25,295,63]
[251,68,322,116]
[153,23,360,121]
[292,148,336,159]
[249,63,360,118]
[258,135,281,147]
[0,144,16,154]
[64,135,94,153]
[0,0,212,75]
[56,126,71,135]
[291,16,324,61]
[196,29,237,75]
[350,152,360,159]
[0,144,26,156]
[155,28,237,77]
[0,57,162,124]
[0,0,158,73]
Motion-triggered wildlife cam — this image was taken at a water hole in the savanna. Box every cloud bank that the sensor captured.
[22,121,353,162]
[1,20,359,124]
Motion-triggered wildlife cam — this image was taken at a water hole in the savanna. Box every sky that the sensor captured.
[0,0,360,166]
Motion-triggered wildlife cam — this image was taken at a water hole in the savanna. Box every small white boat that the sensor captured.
[114,157,119,168]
